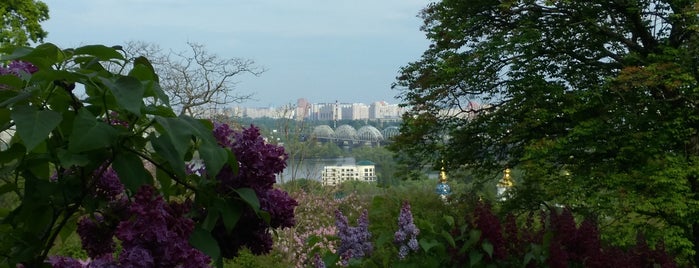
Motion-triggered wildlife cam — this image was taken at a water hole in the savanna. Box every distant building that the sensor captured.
[369,101,403,120]
[321,160,377,186]
[339,103,369,120]
[296,98,311,121]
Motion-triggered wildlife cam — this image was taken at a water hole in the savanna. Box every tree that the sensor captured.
[121,41,264,117]
[0,0,49,47]
[392,0,699,264]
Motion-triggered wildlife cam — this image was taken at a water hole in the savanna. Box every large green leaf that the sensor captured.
[74,45,124,61]
[198,141,228,179]
[68,109,117,152]
[10,105,62,151]
[99,76,144,116]
[113,151,153,193]
[154,116,192,159]
[233,188,260,213]
[0,43,63,70]
[149,133,186,178]
[189,226,221,261]
[214,198,242,233]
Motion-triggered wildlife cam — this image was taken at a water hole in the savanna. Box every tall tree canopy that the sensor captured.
[392,0,699,264]
[0,0,49,46]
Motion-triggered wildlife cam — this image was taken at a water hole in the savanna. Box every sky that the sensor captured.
[40,0,433,107]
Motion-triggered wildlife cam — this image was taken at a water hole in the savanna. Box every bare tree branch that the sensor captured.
[120,41,265,117]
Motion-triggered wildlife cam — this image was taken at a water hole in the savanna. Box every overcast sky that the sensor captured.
[41,0,432,107]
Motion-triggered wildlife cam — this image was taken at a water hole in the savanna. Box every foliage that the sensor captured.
[0,43,295,267]
[391,0,699,264]
[0,0,49,47]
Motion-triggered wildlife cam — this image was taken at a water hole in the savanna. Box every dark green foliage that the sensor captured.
[392,0,699,264]
[0,0,49,47]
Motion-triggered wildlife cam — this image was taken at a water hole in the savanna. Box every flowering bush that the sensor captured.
[0,44,295,267]
[272,185,367,268]
[335,209,373,266]
[394,201,419,260]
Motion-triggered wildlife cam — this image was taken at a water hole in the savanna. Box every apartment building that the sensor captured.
[321,160,377,186]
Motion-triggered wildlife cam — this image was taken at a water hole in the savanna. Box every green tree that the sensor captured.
[0,0,49,47]
[392,0,699,264]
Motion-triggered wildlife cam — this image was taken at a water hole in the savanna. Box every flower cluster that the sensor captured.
[92,165,124,201]
[0,60,38,76]
[52,186,210,268]
[394,201,420,260]
[115,185,210,267]
[335,209,373,266]
[211,123,297,257]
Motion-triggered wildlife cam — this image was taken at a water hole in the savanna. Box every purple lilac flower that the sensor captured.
[106,111,129,128]
[313,253,326,268]
[210,123,297,258]
[92,166,124,200]
[0,60,38,76]
[114,185,210,267]
[212,122,235,148]
[260,188,298,229]
[76,214,116,258]
[214,124,288,192]
[48,256,85,268]
[335,209,373,265]
[394,201,420,260]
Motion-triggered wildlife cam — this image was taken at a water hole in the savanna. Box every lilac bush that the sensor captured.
[211,123,298,257]
[335,209,373,265]
[273,188,366,268]
[54,185,211,268]
[394,201,420,260]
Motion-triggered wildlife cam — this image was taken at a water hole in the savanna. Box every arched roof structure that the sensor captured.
[335,124,358,141]
[382,126,400,140]
[357,125,383,142]
[311,125,335,139]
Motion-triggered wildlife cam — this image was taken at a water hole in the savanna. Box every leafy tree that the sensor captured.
[0,0,49,47]
[120,41,264,117]
[392,0,699,264]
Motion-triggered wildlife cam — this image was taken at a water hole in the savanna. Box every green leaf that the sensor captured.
[11,105,62,151]
[154,116,193,159]
[482,242,494,258]
[199,142,228,179]
[130,57,158,82]
[419,238,442,252]
[469,251,483,267]
[189,226,221,261]
[99,76,144,116]
[216,199,242,233]
[441,230,456,248]
[56,148,89,167]
[0,90,30,108]
[68,109,117,152]
[113,152,152,193]
[143,105,176,117]
[74,45,124,61]
[0,75,24,90]
[1,43,62,70]
[155,167,173,197]
[149,134,186,178]
[201,210,220,232]
[233,188,260,213]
